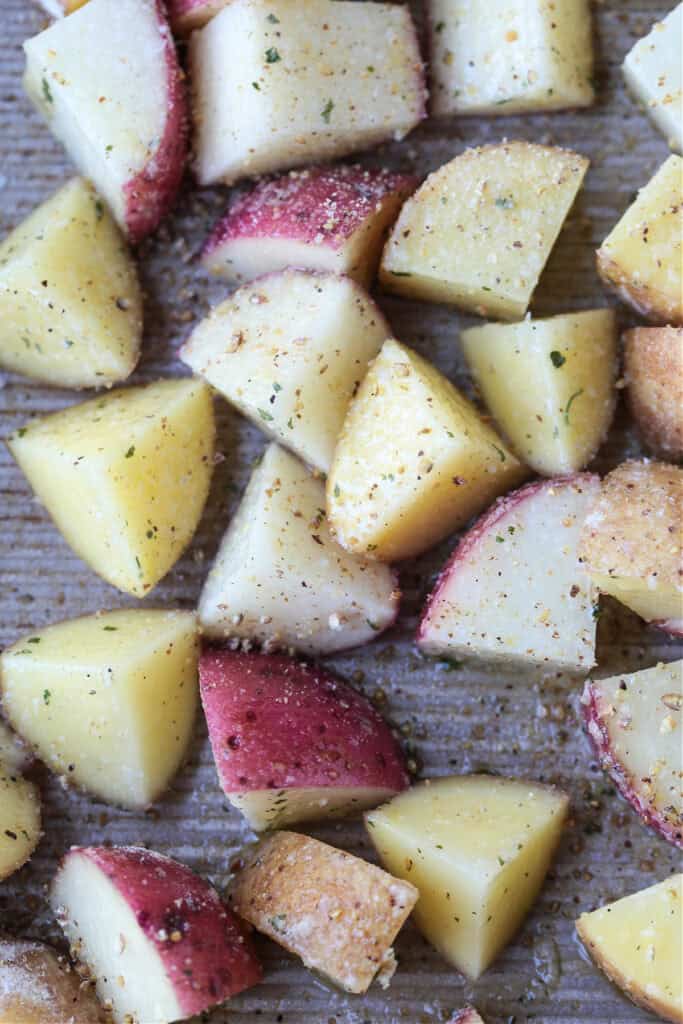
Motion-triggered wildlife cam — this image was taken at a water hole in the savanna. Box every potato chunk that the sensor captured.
[7,378,214,596]
[0,940,105,1024]
[326,339,527,562]
[462,309,617,475]
[181,270,389,474]
[623,4,682,153]
[0,766,41,881]
[429,0,594,118]
[576,875,683,1024]
[624,326,683,458]
[0,178,142,388]
[0,610,198,809]
[597,155,682,324]
[366,775,568,979]
[380,142,588,320]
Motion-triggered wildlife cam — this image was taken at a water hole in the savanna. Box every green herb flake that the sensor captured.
[42,77,53,104]
[508,525,515,535]
[102,626,118,631]
[105,144,113,154]
[495,535,505,543]
[257,408,274,422]
[333,483,340,498]
[564,388,584,424]
[252,81,260,90]
[495,196,515,209]
[389,270,412,277]
[27,637,41,644]
[269,913,287,932]
[435,20,445,32]
[321,98,334,123]
[265,47,281,63]
[43,689,51,705]
[550,350,566,368]
[287,417,294,429]
[592,604,602,621]
[125,445,135,458]
[94,200,104,221]
[366,619,380,631]
[272,381,282,392]
[266,11,280,21]
[491,444,506,462]
[366,65,375,72]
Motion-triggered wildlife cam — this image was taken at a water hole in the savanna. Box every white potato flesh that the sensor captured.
[181,270,389,474]
[189,0,424,185]
[623,4,682,153]
[0,940,104,1024]
[0,610,199,809]
[230,786,398,832]
[0,767,41,881]
[367,775,568,979]
[7,378,214,597]
[429,0,594,117]
[0,178,142,389]
[380,142,589,320]
[461,309,617,475]
[199,443,398,654]
[576,875,683,1023]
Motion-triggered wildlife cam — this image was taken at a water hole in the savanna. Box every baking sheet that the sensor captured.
[1,1,681,1021]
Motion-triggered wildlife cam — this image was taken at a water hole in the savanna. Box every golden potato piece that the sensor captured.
[624,326,683,458]
[0,767,41,881]
[0,939,104,1024]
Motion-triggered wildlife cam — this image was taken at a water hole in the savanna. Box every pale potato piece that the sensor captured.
[366,775,568,979]
[7,378,214,597]
[576,875,683,1023]
[462,309,617,475]
[326,339,527,562]
[624,326,683,458]
[199,443,399,655]
[0,610,198,809]
[623,4,682,153]
[0,178,142,388]
[181,270,389,474]
[0,766,41,881]
[0,940,104,1024]
[597,155,683,324]
[429,0,594,117]
[380,142,589,320]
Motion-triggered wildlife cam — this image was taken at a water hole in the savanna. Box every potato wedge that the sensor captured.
[624,326,683,459]
[0,765,41,881]
[0,940,105,1024]
[623,4,682,153]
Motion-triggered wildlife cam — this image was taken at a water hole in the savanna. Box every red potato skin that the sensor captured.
[166,0,228,35]
[67,846,262,1014]
[448,1011,485,1024]
[199,649,409,795]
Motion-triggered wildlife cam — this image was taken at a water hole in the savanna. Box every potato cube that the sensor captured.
[624,326,683,458]
[0,940,105,1023]
[380,142,589,320]
[7,378,214,597]
[189,0,425,185]
[0,767,41,881]
[181,270,390,474]
[623,4,682,153]
[326,338,527,562]
[366,775,568,979]
[597,155,682,324]
[429,0,594,118]
[462,309,618,475]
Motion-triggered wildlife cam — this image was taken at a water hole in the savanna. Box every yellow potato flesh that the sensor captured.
[0,768,41,881]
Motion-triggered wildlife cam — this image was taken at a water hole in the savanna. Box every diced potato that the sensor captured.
[461,309,618,475]
[7,378,215,597]
[429,0,594,118]
[0,178,142,389]
[576,875,683,1024]
[380,142,589,320]
[366,775,569,979]
[0,940,105,1024]
[0,610,198,809]
[597,155,683,324]
[623,4,682,153]
[0,766,41,881]
[181,270,389,474]
[624,326,683,458]
[326,339,527,562]
[199,443,399,655]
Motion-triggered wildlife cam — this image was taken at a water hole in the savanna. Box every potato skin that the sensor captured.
[0,940,105,1024]
[624,327,683,458]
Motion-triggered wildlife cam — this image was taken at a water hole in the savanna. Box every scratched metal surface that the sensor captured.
[1,2,681,1022]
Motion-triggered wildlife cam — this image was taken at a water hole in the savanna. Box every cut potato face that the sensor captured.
[624,326,683,459]
[326,338,527,562]
[380,142,589,320]
[7,378,214,597]
[0,940,104,1024]
[462,310,617,475]
[623,4,682,153]
[0,609,199,809]
[181,270,390,474]
[597,155,683,324]
[199,443,398,654]
[366,775,568,980]
[0,178,142,389]
[0,767,41,881]
[429,0,594,118]
[576,875,683,1024]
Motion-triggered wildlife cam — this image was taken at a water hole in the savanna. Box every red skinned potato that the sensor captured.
[200,649,409,830]
[167,0,229,35]
[50,846,261,1024]
[23,0,188,243]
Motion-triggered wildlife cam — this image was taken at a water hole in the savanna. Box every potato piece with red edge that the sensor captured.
[622,4,682,154]
[581,660,682,848]
[366,775,568,980]
[229,831,417,993]
[418,475,599,672]
[201,166,418,288]
[576,875,683,1024]
[326,338,527,563]
[579,461,683,635]
[189,0,425,186]
[7,379,215,598]
[0,940,105,1024]
[448,1011,485,1024]
[167,0,230,35]
[0,178,142,389]
[0,767,41,881]
[380,142,588,320]
[181,270,390,475]
[23,0,188,243]
[51,846,262,1024]
[597,155,683,325]
[199,443,399,654]
[624,326,683,458]
[200,649,408,830]
[462,310,618,476]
